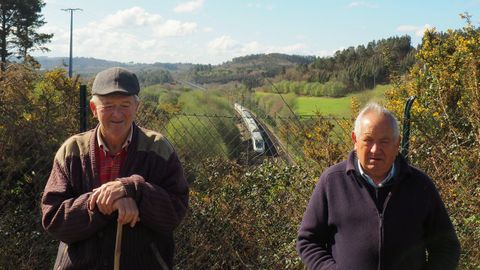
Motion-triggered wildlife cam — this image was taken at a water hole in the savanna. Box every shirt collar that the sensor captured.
[97,125,133,154]
[357,159,396,188]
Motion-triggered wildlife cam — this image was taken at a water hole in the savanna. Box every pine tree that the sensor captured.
[0,0,52,71]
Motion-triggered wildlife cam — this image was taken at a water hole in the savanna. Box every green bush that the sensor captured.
[0,65,80,269]
[175,158,315,269]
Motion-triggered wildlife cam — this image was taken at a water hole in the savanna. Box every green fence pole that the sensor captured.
[80,84,88,132]
[400,96,416,159]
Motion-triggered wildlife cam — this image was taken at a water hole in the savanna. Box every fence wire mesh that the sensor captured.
[1,98,478,269]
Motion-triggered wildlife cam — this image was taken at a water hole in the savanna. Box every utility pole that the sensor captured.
[62,8,82,78]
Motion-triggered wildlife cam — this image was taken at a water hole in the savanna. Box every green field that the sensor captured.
[296,84,389,117]
[256,84,390,118]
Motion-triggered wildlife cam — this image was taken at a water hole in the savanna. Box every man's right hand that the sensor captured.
[88,180,127,215]
[112,197,140,228]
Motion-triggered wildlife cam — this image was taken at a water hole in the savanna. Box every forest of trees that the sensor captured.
[136,69,174,86]
[291,35,416,92]
[189,37,416,97]
[188,54,312,85]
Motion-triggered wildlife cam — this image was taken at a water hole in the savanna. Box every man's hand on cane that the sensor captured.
[113,197,140,227]
[89,181,140,227]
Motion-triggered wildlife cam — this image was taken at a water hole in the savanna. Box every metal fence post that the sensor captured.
[400,96,416,159]
[80,84,88,132]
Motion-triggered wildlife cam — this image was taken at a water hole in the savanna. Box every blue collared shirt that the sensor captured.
[357,159,396,188]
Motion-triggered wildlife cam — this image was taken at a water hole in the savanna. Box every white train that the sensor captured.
[234,103,265,153]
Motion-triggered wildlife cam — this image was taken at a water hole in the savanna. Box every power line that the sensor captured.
[61,8,82,78]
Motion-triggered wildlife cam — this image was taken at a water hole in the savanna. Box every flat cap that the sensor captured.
[92,67,140,96]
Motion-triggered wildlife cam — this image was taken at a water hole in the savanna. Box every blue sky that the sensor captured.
[38,0,480,64]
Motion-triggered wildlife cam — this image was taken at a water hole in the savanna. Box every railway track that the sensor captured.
[234,103,293,164]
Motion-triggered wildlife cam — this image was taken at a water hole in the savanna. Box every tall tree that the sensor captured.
[0,0,51,71]
[0,0,16,69]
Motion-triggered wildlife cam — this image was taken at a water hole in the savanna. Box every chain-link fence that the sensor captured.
[1,92,478,268]
[135,106,355,170]
[403,111,480,269]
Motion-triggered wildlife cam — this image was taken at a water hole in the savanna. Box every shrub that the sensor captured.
[175,158,315,269]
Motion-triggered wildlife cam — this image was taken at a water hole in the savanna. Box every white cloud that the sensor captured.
[208,35,239,52]
[347,1,378,8]
[38,5,322,64]
[174,0,204,13]
[277,43,307,54]
[241,41,262,54]
[153,20,197,38]
[206,37,306,59]
[36,7,201,63]
[99,6,162,30]
[316,49,335,58]
[396,24,433,37]
[247,2,274,10]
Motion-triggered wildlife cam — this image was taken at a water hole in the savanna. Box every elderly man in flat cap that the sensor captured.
[41,67,188,270]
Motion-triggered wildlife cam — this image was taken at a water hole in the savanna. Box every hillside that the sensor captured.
[36,37,415,92]
[36,53,314,85]
[188,53,315,85]
[36,56,194,77]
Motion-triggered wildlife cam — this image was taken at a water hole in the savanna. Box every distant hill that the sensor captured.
[188,53,315,84]
[35,53,313,85]
[36,56,195,77]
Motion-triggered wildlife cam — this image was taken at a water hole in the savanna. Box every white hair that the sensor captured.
[354,102,400,138]
[90,94,140,105]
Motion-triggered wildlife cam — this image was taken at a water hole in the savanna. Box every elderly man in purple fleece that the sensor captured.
[297,102,460,270]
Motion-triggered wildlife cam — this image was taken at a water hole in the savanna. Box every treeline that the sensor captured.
[190,67,279,86]
[226,53,314,66]
[189,37,416,97]
[136,69,173,86]
[305,35,415,91]
[270,80,347,97]
[189,53,314,85]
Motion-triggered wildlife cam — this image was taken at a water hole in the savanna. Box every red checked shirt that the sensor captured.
[95,126,133,185]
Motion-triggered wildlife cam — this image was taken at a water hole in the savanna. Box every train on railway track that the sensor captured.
[234,103,265,153]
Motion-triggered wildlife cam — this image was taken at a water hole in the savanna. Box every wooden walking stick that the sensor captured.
[114,221,123,270]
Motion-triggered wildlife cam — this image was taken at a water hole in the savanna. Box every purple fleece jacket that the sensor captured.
[297,151,460,270]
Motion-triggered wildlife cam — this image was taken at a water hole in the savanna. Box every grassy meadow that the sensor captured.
[255,84,391,118]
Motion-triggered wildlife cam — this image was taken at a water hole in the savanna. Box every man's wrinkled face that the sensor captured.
[90,94,138,142]
[352,112,400,181]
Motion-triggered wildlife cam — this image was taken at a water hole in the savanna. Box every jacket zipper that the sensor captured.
[378,212,383,270]
[378,192,393,270]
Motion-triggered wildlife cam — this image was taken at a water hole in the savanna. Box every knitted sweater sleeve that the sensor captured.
[41,154,111,244]
[119,150,188,235]
[297,174,337,270]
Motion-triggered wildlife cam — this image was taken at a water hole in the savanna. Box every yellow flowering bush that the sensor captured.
[386,15,480,269]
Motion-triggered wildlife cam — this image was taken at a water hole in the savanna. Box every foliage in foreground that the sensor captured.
[175,159,314,269]
[1,18,480,269]
[386,17,480,269]
[0,65,80,269]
